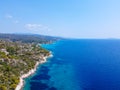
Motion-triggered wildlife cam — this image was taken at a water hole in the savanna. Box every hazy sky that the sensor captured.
[0,0,120,38]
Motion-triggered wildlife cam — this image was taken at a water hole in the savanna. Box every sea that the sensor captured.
[23,39,120,90]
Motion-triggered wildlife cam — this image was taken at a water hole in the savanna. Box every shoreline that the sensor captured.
[15,53,52,90]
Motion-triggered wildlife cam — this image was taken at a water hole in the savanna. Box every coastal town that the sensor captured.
[0,38,51,90]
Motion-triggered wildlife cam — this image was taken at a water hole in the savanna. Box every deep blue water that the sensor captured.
[23,39,120,90]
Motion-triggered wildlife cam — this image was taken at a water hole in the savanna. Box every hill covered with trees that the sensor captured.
[0,33,60,90]
[0,33,61,44]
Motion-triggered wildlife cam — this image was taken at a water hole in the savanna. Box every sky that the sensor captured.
[0,0,120,38]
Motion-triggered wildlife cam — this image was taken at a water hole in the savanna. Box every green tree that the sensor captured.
[6,47,16,55]
[0,85,7,90]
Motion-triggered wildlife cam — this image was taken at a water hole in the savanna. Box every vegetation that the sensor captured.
[0,39,50,90]
[0,33,61,44]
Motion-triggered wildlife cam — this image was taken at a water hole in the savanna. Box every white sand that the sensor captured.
[15,54,52,90]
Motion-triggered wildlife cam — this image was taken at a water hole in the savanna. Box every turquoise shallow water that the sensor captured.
[23,39,120,90]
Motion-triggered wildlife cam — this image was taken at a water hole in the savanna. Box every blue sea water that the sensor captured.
[23,39,120,90]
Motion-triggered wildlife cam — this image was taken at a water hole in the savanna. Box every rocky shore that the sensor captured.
[15,54,52,90]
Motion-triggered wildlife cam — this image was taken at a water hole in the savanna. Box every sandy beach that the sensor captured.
[15,54,52,90]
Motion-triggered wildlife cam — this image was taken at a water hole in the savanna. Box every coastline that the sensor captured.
[15,53,52,90]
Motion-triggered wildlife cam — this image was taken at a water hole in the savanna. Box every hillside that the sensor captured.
[0,33,61,44]
[0,34,58,90]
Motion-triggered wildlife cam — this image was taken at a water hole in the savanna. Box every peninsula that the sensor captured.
[0,33,59,90]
